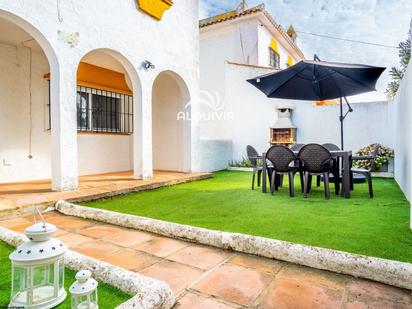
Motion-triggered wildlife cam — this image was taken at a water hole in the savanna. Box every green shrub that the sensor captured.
[353,144,394,171]
[229,156,260,168]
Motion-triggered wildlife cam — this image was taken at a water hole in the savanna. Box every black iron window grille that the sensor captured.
[269,48,280,69]
[47,85,133,134]
[77,86,133,134]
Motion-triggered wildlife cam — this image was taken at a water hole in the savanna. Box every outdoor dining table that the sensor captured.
[260,150,353,198]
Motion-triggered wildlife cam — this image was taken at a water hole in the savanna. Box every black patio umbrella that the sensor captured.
[247,57,385,149]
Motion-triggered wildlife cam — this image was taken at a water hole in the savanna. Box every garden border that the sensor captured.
[56,200,412,290]
[0,226,175,309]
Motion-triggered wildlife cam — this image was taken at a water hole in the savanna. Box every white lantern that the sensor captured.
[9,216,67,309]
[69,270,98,309]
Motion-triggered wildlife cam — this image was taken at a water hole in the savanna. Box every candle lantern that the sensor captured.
[70,270,98,309]
[9,213,67,308]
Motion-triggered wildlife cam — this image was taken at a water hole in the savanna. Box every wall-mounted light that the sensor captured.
[142,60,155,70]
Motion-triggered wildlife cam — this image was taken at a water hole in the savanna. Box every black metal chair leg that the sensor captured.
[316,176,321,187]
[288,171,295,197]
[323,172,330,199]
[303,172,309,198]
[270,171,276,195]
[350,171,354,191]
[257,170,262,187]
[334,172,340,195]
[299,171,304,192]
[278,175,284,187]
[252,172,255,190]
[367,173,374,198]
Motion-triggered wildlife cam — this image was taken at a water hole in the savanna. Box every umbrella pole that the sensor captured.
[340,97,344,150]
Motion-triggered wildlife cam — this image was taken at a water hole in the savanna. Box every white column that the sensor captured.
[50,65,78,191]
[133,80,153,180]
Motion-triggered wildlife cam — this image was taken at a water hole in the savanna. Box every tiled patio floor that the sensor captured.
[1,212,411,308]
[0,171,211,218]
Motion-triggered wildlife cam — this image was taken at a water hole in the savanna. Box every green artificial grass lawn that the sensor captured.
[0,241,130,308]
[83,170,412,264]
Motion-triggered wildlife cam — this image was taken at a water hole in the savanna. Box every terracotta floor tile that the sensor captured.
[8,223,32,233]
[57,233,94,248]
[175,292,237,309]
[346,299,412,309]
[0,217,32,228]
[194,263,272,306]
[103,249,161,271]
[72,240,122,260]
[277,264,348,290]
[139,260,204,295]
[50,217,96,233]
[79,224,126,239]
[168,245,231,270]
[54,228,69,237]
[347,279,412,305]
[257,278,344,309]
[229,254,284,275]
[133,236,189,258]
[104,229,155,247]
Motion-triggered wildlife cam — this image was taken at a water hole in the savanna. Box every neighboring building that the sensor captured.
[0,0,200,190]
[199,2,392,172]
[199,2,305,170]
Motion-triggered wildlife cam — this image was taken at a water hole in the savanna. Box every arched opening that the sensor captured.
[152,71,191,172]
[75,49,141,176]
[0,12,58,184]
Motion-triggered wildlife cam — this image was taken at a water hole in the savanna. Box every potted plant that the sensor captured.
[353,144,394,172]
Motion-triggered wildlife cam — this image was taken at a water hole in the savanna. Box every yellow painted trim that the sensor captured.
[269,39,279,54]
[77,62,132,95]
[315,99,339,106]
[45,63,133,95]
[287,55,293,66]
[136,0,173,20]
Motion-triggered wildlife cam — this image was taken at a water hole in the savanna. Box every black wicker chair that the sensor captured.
[315,143,341,195]
[350,145,380,198]
[290,144,305,192]
[266,145,298,197]
[246,145,262,190]
[298,144,334,199]
[290,144,305,152]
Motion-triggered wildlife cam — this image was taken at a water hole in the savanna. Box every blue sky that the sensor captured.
[200,0,412,101]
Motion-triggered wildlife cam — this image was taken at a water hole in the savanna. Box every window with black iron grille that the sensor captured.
[77,86,133,133]
[269,48,280,69]
[47,85,133,134]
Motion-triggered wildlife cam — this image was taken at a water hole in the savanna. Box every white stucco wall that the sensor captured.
[0,0,200,187]
[392,62,412,204]
[0,44,52,183]
[199,63,393,171]
[77,134,132,176]
[152,73,185,172]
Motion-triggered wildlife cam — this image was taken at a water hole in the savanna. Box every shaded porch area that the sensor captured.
[0,171,211,218]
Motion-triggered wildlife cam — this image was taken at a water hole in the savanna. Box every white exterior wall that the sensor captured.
[0,45,52,183]
[77,135,132,176]
[257,25,296,68]
[0,0,200,188]
[392,62,412,205]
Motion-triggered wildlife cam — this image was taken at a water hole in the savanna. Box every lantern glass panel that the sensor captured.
[91,290,98,306]
[59,258,64,290]
[11,266,29,304]
[32,264,55,304]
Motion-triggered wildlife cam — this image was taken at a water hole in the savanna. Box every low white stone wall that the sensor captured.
[56,201,412,290]
[0,227,175,309]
